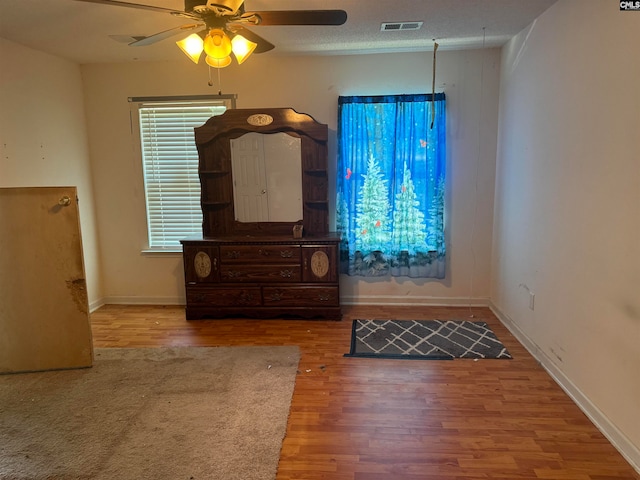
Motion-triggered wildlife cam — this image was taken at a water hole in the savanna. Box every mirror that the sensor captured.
[230,132,302,222]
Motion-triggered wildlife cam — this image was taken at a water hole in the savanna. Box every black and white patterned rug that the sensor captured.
[344,319,512,360]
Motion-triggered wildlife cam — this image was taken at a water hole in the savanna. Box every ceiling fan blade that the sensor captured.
[228,25,274,54]
[109,34,148,43]
[74,0,200,20]
[129,24,205,46]
[74,0,184,14]
[250,10,347,26]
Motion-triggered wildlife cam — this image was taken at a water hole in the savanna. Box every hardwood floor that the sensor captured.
[90,304,639,480]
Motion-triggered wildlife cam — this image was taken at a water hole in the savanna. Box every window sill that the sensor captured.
[141,248,182,256]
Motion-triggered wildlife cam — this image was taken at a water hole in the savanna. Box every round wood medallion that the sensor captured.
[310,251,329,278]
[194,251,212,278]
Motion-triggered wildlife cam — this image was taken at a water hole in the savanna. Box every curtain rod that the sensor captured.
[128,94,237,103]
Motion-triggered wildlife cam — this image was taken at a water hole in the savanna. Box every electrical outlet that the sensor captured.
[529,292,535,310]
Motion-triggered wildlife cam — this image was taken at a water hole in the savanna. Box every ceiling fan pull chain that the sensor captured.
[207,65,224,94]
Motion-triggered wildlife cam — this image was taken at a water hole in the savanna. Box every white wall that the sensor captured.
[492,0,640,467]
[80,48,501,306]
[0,38,103,307]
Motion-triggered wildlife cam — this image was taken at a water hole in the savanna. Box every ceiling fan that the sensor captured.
[75,0,348,67]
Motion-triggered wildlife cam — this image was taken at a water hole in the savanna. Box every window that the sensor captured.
[132,95,236,250]
[336,93,446,278]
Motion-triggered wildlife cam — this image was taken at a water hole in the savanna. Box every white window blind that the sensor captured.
[135,96,235,249]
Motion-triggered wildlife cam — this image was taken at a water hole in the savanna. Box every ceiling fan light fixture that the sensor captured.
[204,29,232,59]
[205,55,232,68]
[176,33,204,64]
[231,34,257,64]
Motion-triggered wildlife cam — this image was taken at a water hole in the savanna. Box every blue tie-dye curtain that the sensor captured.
[336,93,446,278]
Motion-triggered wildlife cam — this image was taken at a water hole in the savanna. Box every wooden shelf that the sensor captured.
[202,201,231,208]
[304,169,328,176]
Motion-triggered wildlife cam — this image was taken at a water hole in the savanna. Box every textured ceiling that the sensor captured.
[0,0,557,64]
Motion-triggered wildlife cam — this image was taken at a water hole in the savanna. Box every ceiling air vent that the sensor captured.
[380,21,423,32]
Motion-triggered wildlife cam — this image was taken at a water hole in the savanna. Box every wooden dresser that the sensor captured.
[181,108,341,320]
[182,235,340,320]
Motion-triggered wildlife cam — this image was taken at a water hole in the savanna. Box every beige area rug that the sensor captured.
[0,346,300,480]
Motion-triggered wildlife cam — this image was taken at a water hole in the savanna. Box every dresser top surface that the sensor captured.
[181,233,341,246]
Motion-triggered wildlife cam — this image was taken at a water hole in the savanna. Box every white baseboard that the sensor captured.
[92,295,487,310]
[94,296,184,308]
[340,295,490,307]
[88,299,105,313]
[489,301,640,474]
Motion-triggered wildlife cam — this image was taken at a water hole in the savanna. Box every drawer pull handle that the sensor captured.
[269,293,283,301]
[318,294,331,302]
[239,292,254,305]
[226,271,241,278]
[226,251,241,259]
[280,270,293,278]
[259,249,270,256]
[280,250,294,258]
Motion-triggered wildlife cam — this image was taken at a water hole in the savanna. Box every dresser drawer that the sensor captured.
[262,286,339,306]
[220,245,300,264]
[220,265,301,283]
[186,286,261,307]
